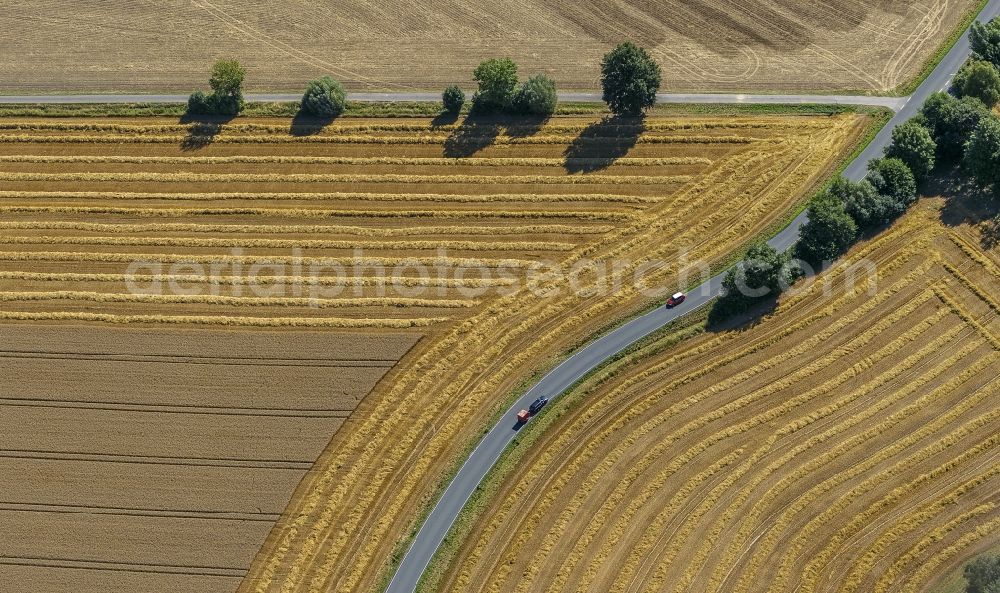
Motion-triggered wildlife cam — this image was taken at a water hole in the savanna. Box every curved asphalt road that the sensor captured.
[0,91,905,110]
[384,2,1000,592]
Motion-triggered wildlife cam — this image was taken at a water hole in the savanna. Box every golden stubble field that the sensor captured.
[0,0,980,94]
[0,112,866,592]
[437,200,1000,593]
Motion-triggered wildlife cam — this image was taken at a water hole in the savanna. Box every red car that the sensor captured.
[666,292,686,308]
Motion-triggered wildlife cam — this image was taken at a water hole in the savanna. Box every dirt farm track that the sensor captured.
[0,0,982,94]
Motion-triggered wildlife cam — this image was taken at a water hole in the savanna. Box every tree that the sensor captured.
[964,114,1000,190]
[187,59,246,116]
[795,191,858,265]
[472,58,519,113]
[953,60,1000,107]
[964,554,1000,593]
[300,76,346,118]
[970,17,1000,68]
[442,85,465,114]
[828,176,898,230]
[713,242,800,320]
[868,157,917,208]
[208,59,246,115]
[920,92,991,161]
[719,242,795,311]
[187,90,211,115]
[885,119,936,182]
[600,42,661,115]
[514,74,558,115]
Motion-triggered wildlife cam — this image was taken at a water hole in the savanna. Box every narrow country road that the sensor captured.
[384,2,1000,593]
[0,92,906,110]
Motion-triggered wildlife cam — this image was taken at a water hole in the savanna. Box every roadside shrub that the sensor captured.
[472,58,518,113]
[868,157,917,208]
[970,17,1000,68]
[953,60,1000,107]
[301,76,347,117]
[187,91,211,115]
[885,119,936,182]
[920,92,991,161]
[795,190,858,265]
[185,59,246,116]
[514,74,558,115]
[964,113,1000,191]
[600,42,661,115]
[715,242,797,318]
[442,85,465,114]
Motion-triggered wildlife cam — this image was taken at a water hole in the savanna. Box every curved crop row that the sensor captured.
[0,310,446,327]
[0,235,577,252]
[0,205,634,221]
[0,270,517,288]
[0,190,664,204]
[0,170,694,186]
[0,290,477,309]
[0,154,713,167]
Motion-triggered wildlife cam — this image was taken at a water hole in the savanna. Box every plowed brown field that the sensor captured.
[0,113,867,592]
[436,199,1000,593]
[0,325,418,593]
[0,0,981,94]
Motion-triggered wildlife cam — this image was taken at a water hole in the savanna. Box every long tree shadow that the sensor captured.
[935,166,1000,249]
[443,114,503,158]
[563,114,644,174]
[506,114,549,139]
[430,110,460,129]
[289,109,336,137]
[179,113,236,150]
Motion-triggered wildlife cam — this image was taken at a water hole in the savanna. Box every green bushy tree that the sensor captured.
[953,60,1000,107]
[795,191,858,265]
[885,119,936,182]
[829,176,899,230]
[300,76,346,117]
[186,59,246,116]
[514,74,558,115]
[868,157,917,208]
[964,114,1000,191]
[600,42,661,115]
[187,90,211,115]
[970,17,1000,68]
[472,58,519,113]
[442,85,465,114]
[963,554,1000,593]
[920,92,991,161]
[208,59,245,115]
[716,242,797,316]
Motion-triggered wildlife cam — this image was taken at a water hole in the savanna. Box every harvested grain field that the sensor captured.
[0,112,868,592]
[0,0,981,94]
[433,198,1000,593]
[0,324,418,593]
